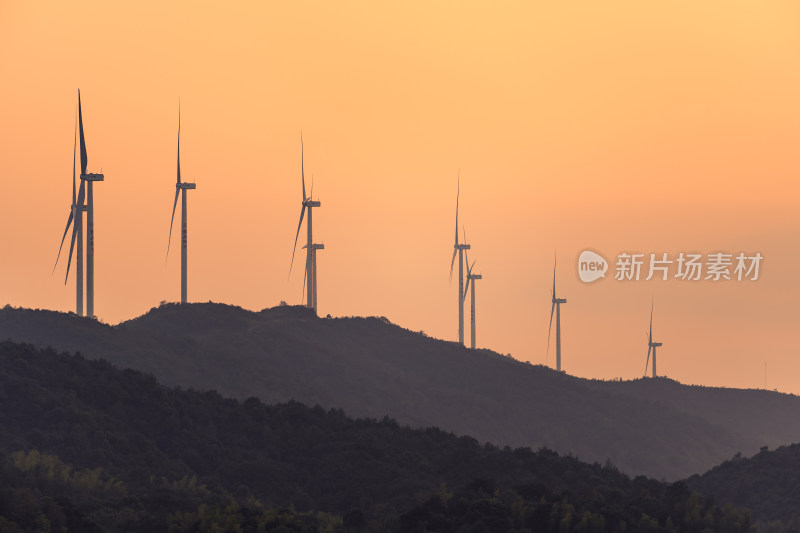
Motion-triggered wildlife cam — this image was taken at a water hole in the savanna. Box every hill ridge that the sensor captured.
[1,302,798,481]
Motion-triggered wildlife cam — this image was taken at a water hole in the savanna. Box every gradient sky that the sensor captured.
[2,1,799,393]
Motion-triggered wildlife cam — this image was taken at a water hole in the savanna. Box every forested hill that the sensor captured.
[0,340,756,532]
[688,444,800,530]
[1,303,798,481]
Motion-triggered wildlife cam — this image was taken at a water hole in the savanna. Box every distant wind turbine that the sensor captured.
[462,235,482,349]
[58,90,104,318]
[547,255,567,372]
[645,301,663,378]
[290,134,322,313]
[449,175,470,345]
[167,105,197,304]
[54,107,85,315]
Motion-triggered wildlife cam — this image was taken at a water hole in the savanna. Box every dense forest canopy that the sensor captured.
[0,340,761,532]
[689,444,800,531]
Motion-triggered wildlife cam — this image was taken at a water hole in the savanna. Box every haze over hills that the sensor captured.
[0,340,756,532]
[1,302,797,481]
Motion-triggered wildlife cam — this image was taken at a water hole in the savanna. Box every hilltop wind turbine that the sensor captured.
[167,105,197,304]
[290,134,322,313]
[462,238,482,349]
[54,108,86,315]
[547,255,567,372]
[645,301,663,378]
[449,176,470,345]
[57,90,104,318]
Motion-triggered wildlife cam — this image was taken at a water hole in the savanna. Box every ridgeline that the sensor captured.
[1,302,798,481]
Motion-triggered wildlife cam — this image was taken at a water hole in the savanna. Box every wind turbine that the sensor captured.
[167,105,196,304]
[290,134,321,313]
[449,176,470,345]
[58,90,104,318]
[547,255,567,372]
[645,301,663,378]
[54,107,85,315]
[462,238,482,349]
[78,91,104,319]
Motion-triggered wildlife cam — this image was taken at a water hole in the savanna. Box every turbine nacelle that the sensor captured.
[455,243,470,250]
[649,341,663,347]
[177,182,196,190]
[81,172,104,182]
[552,297,567,304]
[304,199,321,207]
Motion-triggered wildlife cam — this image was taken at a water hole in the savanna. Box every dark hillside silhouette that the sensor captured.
[688,443,800,530]
[0,340,756,531]
[1,303,798,481]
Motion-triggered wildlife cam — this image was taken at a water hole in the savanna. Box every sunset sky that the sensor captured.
[2,1,799,393]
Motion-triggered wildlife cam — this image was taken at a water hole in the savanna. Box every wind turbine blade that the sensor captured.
[463,226,469,268]
[449,248,457,282]
[289,205,307,277]
[645,345,652,376]
[552,254,557,300]
[546,300,556,354]
[463,260,476,302]
[454,172,459,245]
[649,301,653,343]
[301,133,306,201]
[177,103,181,184]
[72,108,77,202]
[56,113,79,272]
[64,181,86,284]
[166,188,180,260]
[53,211,74,272]
[64,220,78,285]
[78,89,87,176]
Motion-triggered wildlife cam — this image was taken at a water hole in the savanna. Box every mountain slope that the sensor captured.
[688,444,800,529]
[0,303,797,481]
[0,340,756,532]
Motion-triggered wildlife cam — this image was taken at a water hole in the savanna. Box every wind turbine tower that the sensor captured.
[303,243,325,312]
[464,260,482,349]
[167,106,197,304]
[449,177,470,345]
[547,256,567,372]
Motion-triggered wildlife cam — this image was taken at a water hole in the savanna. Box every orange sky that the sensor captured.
[2,1,799,393]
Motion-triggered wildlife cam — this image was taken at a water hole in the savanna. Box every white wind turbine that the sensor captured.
[547,255,567,372]
[449,176,470,345]
[289,134,322,313]
[645,301,663,378]
[56,90,104,318]
[167,105,197,304]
